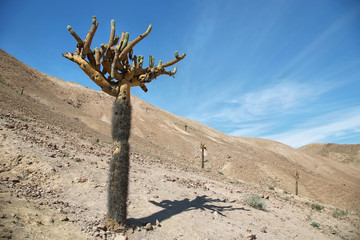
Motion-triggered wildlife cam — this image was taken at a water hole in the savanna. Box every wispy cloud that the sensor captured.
[190,79,335,125]
[263,107,360,148]
[276,5,360,79]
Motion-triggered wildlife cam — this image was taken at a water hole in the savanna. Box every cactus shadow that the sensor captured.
[128,195,249,226]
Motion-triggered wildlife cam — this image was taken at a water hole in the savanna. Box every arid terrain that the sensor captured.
[0,49,359,239]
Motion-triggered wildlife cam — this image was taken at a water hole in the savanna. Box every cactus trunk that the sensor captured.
[295,180,298,195]
[107,83,131,227]
[201,148,205,169]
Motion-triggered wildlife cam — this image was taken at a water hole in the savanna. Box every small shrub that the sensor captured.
[18,114,28,121]
[62,151,70,157]
[268,186,275,190]
[332,208,347,218]
[283,189,288,194]
[306,215,312,221]
[285,197,290,201]
[311,221,320,228]
[311,203,324,211]
[243,195,267,211]
[218,171,224,175]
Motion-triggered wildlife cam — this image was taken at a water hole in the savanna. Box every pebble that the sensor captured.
[156,219,161,227]
[114,235,128,240]
[145,223,153,231]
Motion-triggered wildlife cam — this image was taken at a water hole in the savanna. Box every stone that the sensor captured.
[114,234,128,240]
[260,226,267,233]
[145,223,153,231]
[97,224,107,231]
[245,233,257,240]
[156,219,161,227]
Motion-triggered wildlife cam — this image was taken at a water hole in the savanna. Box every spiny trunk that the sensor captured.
[201,148,205,169]
[107,83,131,226]
[295,180,299,196]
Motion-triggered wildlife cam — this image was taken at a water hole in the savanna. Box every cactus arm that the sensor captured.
[160,53,186,68]
[62,53,118,96]
[118,24,152,62]
[67,25,84,46]
[81,19,99,58]
[102,60,124,82]
[108,19,116,48]
[87,51,96,67]
[95,47,101,71]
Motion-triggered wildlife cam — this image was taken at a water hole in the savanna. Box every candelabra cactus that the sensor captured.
[200,142,207,169]
[62,16,186,229]
[293,170,300,195]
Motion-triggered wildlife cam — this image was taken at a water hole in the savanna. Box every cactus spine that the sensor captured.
[107,94,131,226]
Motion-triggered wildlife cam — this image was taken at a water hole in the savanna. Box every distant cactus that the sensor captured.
[200,142,207,169]
[62,17,186,229]
[293,170,300,195]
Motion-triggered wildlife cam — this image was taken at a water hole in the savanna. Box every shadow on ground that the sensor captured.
[129,195,249,226]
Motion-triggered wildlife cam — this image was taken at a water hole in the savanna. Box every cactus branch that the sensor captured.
[118,24,152,62]
[160,53,186,68]
[81,20,99,58]
[62,53,118,96]
[67,25,84,46]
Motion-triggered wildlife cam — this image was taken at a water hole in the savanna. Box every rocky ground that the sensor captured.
[1,112,359,240]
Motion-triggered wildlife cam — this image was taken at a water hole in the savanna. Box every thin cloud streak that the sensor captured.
[263,107,360,148]
[189,80,336,125]
[276,6,360,79]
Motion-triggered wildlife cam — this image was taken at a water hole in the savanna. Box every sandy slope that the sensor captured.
[0,49,359,239]
[300,143,360,165]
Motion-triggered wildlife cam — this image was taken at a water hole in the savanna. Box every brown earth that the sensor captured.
[0,49,359,239]
[300,143,360,165]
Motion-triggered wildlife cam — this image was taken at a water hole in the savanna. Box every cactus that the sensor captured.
[121,32,129,51]
[62,19,186,229]
[138,55,144,68]
[146,24,152,34]
[107,98,132,226]
[200,143,207,169]
[293,170,300,195]
[114,36,119,45]
[149,55,154,67]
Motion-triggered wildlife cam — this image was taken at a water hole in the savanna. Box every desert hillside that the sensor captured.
[300,143,360,165]
[1,49,359,239]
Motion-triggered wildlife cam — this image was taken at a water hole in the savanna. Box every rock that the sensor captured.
[77,177,87,183]
[145,223,153,231]
[0,232,12,239]
[260,226,267,233]
[156,219,161,227]
[113,234,128,240]
[61,215,69,221]
[97,224,107,231]
[245,233,257,240]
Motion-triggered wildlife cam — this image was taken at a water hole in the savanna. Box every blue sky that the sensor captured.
[1,0,359,148]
